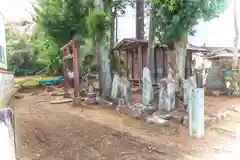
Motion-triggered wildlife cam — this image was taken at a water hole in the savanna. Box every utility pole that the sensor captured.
[115,14,118,44]
[231,0,239,95]
[136,0,145,40]
[233,0,239,68]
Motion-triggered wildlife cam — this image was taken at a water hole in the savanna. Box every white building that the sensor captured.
[0,15,7,70]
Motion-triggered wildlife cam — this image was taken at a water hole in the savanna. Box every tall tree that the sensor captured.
[146,1,155,73]
[136,0,145,39]
[151,0,227,98]
[35,0,90,46]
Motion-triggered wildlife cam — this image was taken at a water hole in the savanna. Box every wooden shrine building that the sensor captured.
[112,38,208,86]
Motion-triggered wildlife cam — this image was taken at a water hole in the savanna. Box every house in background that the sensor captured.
[204,47,240,70]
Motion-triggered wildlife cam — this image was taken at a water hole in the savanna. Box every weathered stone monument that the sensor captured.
[142,67,154,106]
[158,73,176,112]
[183,75,197,108]
[100,38,112,97]
[111,74,132,103]
[230,69,240,94]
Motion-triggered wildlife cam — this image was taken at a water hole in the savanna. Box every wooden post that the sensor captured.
[138,44,142,85]
[154,46,157,82]
[62,48,70,89]
[132,52,134,79]
[72,38,80,97]
[126,51,129,79]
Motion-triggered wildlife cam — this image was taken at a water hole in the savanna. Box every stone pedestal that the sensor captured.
[85,86,97,105]
[85,92,97,105]
[72,97,82,107]
[158,75,175,112]
[117,101,156,119]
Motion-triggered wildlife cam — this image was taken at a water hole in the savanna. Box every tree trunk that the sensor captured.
[168,34,187,102]
[146,2,155,78]
[93,39,102,94]
[136,0,144,40]
[94,0,106,97]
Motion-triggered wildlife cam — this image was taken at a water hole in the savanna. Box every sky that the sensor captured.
[0,0,240,47]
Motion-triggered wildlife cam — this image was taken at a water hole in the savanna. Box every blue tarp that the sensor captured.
[39,76,64,85]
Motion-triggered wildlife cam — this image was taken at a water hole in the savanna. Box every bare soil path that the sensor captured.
[14,88,240,160]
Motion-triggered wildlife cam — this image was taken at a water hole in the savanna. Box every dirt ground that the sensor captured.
[14,87,240,160]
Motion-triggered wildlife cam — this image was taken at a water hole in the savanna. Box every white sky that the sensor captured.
[0,0,239,47]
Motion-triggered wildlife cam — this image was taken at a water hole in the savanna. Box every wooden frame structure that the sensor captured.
[60,38,81,97]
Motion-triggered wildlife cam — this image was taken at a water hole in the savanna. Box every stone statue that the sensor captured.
[111,74,132,103]
[158,71,176,112]
[142,67,154,106]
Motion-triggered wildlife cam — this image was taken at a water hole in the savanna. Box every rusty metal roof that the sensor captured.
[113,38,209,53]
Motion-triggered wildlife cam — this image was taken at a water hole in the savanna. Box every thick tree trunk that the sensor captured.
[93,39,102,94]
[136,0,145,40]
[168,34,187,102]
[146,3,155,80]
[94,0,112,98]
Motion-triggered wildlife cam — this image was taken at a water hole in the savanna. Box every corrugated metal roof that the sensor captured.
[113,39,209,53]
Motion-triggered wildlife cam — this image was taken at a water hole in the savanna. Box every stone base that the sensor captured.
[145,115,169,125]
[153,110,174,120]
[118,103,156,119]
[85,97,97,105]
[72,97,82,107]
[96,97,115,108]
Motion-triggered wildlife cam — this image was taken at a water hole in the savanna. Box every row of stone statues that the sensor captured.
[109,66,205,138]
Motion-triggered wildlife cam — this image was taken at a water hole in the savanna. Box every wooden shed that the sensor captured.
[112,38,208,86]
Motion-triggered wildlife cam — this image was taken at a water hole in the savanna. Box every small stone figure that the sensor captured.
[158,72,175,112]
[111,74,132,103]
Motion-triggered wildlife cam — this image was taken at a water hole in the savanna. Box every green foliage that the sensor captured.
[86,10,109,40]
[152,0,227,44]
[35,0,90,46]
[79,39,97,73]
[33,30,62,75]
[104,0,134,16]
[5,28,38,74]
[6,0,131,77]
